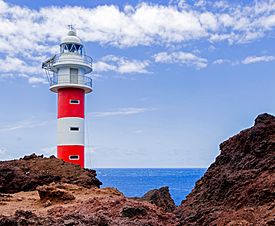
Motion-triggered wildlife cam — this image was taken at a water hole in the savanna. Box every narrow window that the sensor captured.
[70,68,78,84]
[70,99,80,104]
[69,155,79,160]
[70,127,79,131]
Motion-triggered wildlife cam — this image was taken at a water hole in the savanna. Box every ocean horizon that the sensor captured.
[95,168,206,206]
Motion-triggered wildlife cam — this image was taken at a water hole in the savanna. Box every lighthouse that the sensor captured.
[42,26,93,168]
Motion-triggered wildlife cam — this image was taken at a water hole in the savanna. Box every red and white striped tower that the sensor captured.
[42,26,93,168]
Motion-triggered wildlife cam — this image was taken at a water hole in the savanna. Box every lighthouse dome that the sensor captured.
[61,29,82,45]
[59,27,85,55]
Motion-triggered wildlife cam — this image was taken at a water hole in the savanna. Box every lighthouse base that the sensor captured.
[57,145,84,168]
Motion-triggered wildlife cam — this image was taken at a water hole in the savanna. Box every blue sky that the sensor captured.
[0,0,275,168]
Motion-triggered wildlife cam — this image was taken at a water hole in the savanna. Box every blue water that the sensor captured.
[96,168,206,206]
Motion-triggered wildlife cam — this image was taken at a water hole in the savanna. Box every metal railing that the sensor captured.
[51,53,93,66]
[49,74,92,88]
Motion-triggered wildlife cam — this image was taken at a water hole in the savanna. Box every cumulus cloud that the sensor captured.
[94,55,150,74]
[1,1,275,49]
[0,56,39,75]
[0,0,275,80]
[242,55,275,64]
[153,51,207,69]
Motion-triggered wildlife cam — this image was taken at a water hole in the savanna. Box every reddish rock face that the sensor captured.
[140,186,176,212]
[176,113,275,226]
[0,154,102,193]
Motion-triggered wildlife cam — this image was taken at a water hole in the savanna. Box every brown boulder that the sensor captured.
[37,183,75,203]
[141,186,176,212]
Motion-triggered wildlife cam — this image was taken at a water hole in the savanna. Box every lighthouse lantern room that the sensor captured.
[42,26,93,168]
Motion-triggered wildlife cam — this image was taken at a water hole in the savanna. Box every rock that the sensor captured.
[22,153,42,160]
[44,200,52,207]
[0,155,102,193]
[141,186,176,212]
[121,206,148,218]
[37,183,75,203]
[0,210,62,225]
[0,194,12,202]
[0,217,17,226]
[176,113,275,225]
[63,219,75,226]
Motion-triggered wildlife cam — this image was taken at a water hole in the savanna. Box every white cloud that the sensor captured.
[117,60,149,74]
[0,56,39,75]
[0,1,275,49]
[199,12,218,31]
[0,0,275,79]
[242,55,275,64]
[0,119,50,132]
[213,59,231,65]
[28,76,48,85]
[91,107,155,117]
[93,61,117,72]
[261,15,275,29]
[94,55,150,74]
[153,51,207,69]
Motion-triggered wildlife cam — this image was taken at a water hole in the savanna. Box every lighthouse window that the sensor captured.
[60,44,83,54]
[70,99,80,104]
[70,127,79,131]
[69,155,79,160]
[70,68,78,75]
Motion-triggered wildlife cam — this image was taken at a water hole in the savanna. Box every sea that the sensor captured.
[95,168,206,206]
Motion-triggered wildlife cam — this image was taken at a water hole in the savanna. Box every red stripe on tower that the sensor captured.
[58,88,84,118]
[42,26,93,168]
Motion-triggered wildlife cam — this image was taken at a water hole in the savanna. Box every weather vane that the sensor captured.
[68,24,76,31]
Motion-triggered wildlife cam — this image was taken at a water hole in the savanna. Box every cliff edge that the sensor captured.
[176,113,275,225]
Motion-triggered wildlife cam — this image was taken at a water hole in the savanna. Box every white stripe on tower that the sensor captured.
[57,117,84,146]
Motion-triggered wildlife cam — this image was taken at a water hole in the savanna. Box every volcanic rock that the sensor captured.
[121,206,148,218]
[37,183,75,203]
[0,154,102,193]
[0,210,63,226]
[176,113,275,225]
[0,185,178,226]
[140,186,176,212]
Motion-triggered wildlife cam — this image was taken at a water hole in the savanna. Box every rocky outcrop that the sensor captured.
[37,183,75,203]
[140,186,176,212]
[176,113,275,225]
[0,154,102,193]
[0,184,179,226]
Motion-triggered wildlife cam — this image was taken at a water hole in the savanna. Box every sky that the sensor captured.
[0,0,275,168]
